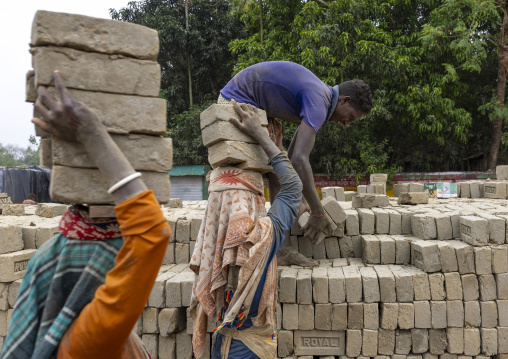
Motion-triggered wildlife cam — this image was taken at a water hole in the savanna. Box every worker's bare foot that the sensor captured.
[277,247,318,267]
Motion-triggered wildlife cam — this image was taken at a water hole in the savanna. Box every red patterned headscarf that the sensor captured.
[59,205,121,240]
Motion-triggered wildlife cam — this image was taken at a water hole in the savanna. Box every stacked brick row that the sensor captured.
[27,11,172,204]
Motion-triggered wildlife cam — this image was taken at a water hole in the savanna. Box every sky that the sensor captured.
[0,0,134,148]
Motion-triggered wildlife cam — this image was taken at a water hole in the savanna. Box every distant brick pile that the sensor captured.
[26,10,172,204]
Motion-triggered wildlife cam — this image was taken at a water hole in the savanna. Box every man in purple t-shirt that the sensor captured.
[220,61,373,267]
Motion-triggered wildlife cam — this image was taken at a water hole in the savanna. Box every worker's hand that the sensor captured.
[302,214,335,244]
[229,99,269,143]
[32,70,102,143]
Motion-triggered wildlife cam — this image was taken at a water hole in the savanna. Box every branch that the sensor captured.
[312,0,329,7]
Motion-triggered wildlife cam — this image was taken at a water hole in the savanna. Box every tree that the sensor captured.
[0,136,40,167]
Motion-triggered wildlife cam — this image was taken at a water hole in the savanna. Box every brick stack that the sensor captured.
[27,10,172,204]
[0,194,13,215]
[200,104,273,172]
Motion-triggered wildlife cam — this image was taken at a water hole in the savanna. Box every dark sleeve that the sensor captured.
[266,151,303,253]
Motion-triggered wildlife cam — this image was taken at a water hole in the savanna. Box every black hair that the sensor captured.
[28,193,36,200]
[338,80,373,115]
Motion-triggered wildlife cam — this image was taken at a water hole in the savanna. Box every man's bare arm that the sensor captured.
[288,122,334,241]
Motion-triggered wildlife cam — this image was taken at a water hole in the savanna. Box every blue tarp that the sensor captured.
[0,166,52,203]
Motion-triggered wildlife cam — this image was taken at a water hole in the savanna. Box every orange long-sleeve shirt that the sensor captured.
[57,190,170,359]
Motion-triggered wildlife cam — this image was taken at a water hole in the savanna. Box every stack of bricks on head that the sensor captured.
[28,10,172,205]
[2,10,508,359]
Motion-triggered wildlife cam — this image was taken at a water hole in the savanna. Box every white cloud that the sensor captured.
[0,0,133,147]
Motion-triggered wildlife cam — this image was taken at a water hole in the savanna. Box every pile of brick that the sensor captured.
[27,10,172,204]
[200,104,273,173]
[0,194,13,215]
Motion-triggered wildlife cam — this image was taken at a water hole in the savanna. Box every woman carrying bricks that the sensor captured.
[1,71,170,359]
[190,100,302,358]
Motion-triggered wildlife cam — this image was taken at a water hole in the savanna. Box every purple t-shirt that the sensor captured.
[220,61,335,132]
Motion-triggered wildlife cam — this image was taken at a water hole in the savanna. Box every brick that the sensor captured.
[345,209,360,235]
[1,205,25,216]
[406,266,431,301]
[436,241,458,273]
[339,236,354,258]
[460,216,489,246]
[315,303,332,330]
[328,267,345,303]
[344,190,355,201]
[207,141,269,168]
[200,103,268,129]
[0,284,8,311]
[481,301,498,328]
[35,203,67,218]
[496,166,508,179]
[478,274,497,301]
[41,87,167,135]
[351,235,363,257]
[294,330,345,356]
[32,46,160,97]
[362,235,380,264]
[359,266,380,303]
[390,265,414,302]
[429,273,446,301]
[31,10,159,60]
[484,182,508,199]
[50,166,170,204]
[142,334,158,358]
[297,269,313,304]
[362,329,378,356]
[446,301,464,328]
[412,328,429,353]
[279,268,297,303]
[498,272,508,299]
[346,329,362,357]
[375,265,397,302]
[381,303,399,330]
[385,208,402,235]
[364,302,379,330]
[411,241,442,272]
[379,235,396,264]
[53,135,172,172]
[175,332,192,359]
[373,194,390,207]
[312,267,329,303]
[298,236,313,258]
[398,192,429,205]
[447,327,464,354]
[448,241,475,274]
[0,226,23,255]
[396,209,413,234]
[298,304,314,330]
[474,247,492,275]
[393,235,412,264]
[174,243,189,264]
[492,246,508,273]
[464,301,481,327]
[0,250,36,282]
[478,213,505,244]
[372,208,389,234]
[158,308,185,335]
[444,272,463,300]
[357,208,375,234]
[378,329,396,355]
[480,328,497,356]
[343,265,362,302]
[348,303,364,329]
[324,237,341,259]
[411,214,437,239]
[395,330,412,354]
[431,213,453,240]
[277,330,293,357]
[428,329,447,355]
[498,326,508,354]
[398,303,415,329]
[201,118,268,147]
[463,328,481,356]
[322,197,347,224]
[175,220,191,243]
[394,183,409,197]
[143,307,159,333]
[321,187,336,199]
[313,238,327,259]
[498,300,508,326]
[148,270,177,308]
[414,301,432,328]
[39,137,52,168]
[335,187,346,201]
[7,280,22,309]
[332,303,348,330]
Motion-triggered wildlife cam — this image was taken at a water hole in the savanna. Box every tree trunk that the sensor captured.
[259,0,263,45]
[185,0,193,107]
[488,3,508,170]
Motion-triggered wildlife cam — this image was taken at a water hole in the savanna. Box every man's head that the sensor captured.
[330,80,373,126]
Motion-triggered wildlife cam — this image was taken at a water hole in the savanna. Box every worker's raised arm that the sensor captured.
[33,70,146,205]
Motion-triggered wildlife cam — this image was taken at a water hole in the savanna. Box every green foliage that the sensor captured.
[0,136,40,167]
[168,102,212,165]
